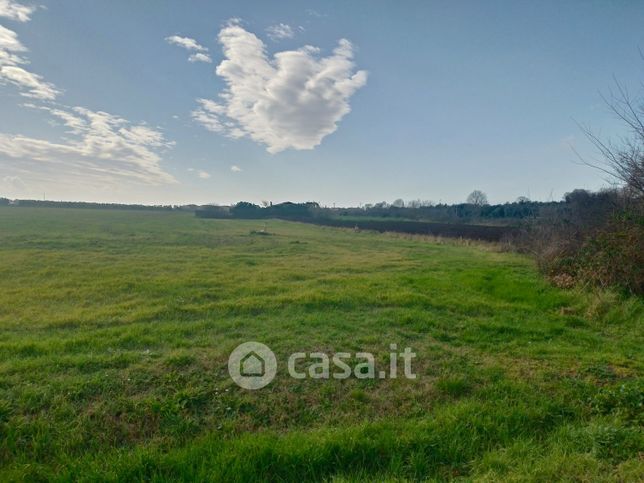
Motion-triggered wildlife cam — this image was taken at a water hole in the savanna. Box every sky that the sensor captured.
[0,0,643,206]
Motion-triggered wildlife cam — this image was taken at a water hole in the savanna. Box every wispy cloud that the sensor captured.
[230,165,242,172]
[197,170,211,179]
[166,34,212,63]
[165,35,207,52]
[0,2,177,194]
[0,0,35,22]
[192,20,367,153]
[266,23,295,41]
[1,174,25,196]
[0,105,176,185]
[306,9,326,18]
[0,21,60,99]
[188,52,212,63]
[191,98,226,133]
[0,24,26,60]
[0,63,60,100]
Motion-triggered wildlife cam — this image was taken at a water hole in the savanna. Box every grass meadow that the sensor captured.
[0,207,642,481]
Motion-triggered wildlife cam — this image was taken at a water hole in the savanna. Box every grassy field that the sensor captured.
[0,207,642,481]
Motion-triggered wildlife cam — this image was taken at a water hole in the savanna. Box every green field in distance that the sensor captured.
[0,207,641,481]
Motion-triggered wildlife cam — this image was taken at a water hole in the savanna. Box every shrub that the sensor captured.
[520,189,643,295]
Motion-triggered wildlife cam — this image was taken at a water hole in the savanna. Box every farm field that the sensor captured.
[0,207,642,481]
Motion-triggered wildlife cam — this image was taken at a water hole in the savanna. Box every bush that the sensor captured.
[574,212,643,293]
[519,189,644,295]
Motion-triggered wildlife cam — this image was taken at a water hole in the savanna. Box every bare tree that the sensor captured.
[466,190,488,206]
[578,76,644,199]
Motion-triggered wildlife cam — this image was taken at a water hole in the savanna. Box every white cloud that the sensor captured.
[166,35,212,63]
[0,4,175,194]
[0,23,25,53]
[197,170,211,179]
[266,23,295,41]
[230,165,242,172]
[1,174,25,191]
[191,98,225,133]
[0,23,60,99]
[306,9,326,18]
[188,52,212,63]
[192,21,367,153]
[165,35,207,52]
[0,0,35,22]
[0,174,27,198]
[0,64,59,99]
[0,105,175,185]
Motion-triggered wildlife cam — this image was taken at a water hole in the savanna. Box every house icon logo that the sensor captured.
[240,351,265,377]
[228,342,277,390]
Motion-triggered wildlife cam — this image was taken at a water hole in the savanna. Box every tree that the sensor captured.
[516,196,531,204]
[231,201,262,218]
[391,198,405,208]
[578,76,644,199]
[466,190,488,206]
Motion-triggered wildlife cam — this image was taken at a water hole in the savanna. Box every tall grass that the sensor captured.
[0,207,641,481]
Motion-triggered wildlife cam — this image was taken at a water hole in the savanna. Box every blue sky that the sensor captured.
[0,0,643,205]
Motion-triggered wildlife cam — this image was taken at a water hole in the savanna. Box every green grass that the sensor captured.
[0,207,642,481]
